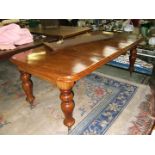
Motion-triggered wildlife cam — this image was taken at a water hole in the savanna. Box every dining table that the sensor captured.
[10,31,143,130]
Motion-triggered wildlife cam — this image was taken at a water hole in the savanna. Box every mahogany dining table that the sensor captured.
[10,31,143,130]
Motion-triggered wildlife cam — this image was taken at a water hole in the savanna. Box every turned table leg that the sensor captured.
[57,81,75,130]
[20,71,35,107]
[129,47,137,75]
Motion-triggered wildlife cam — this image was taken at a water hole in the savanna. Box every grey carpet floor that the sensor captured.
[97,64,150,84]
[0,60,153,135]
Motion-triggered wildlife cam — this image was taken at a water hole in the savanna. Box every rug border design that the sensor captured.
[70,72,138,135]
[0,60,153,135]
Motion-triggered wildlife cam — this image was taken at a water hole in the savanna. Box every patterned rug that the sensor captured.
[0,61,154,134]
[108,54,153,75]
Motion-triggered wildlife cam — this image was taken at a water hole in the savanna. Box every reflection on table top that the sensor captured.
[0,36,58,60]
[11,31,142,83]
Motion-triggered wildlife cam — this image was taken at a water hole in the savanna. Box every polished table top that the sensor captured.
[0,41,42,60]
[29,26,91,39]
[0,36,58,60]
[0,26,90,60]
[10,31,143,129]
[11,31,142,83]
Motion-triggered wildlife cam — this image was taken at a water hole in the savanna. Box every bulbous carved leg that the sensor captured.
[57,81,75,130]
[129,47,137,75]
[20,71,35,107]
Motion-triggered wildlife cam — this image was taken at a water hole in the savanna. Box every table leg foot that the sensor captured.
[57,81,75,129]
[20,71,35,106]
[129,47,137,76]
[30,104,37,110]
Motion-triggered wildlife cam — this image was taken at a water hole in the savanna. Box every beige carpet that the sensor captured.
[0,71,154,135]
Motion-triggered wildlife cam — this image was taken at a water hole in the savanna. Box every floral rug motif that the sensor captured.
[0,60,154,134]
[127,94,154,135]
[108,54,153,75]
[70,73,137,134]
